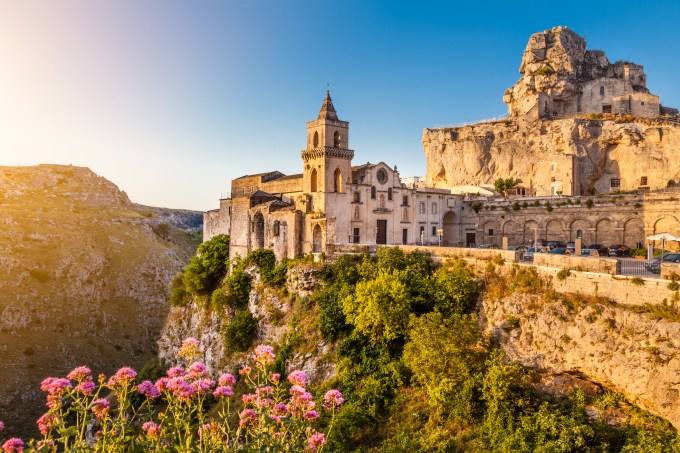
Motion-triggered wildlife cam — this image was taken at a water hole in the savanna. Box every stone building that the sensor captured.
[204,92,466,261]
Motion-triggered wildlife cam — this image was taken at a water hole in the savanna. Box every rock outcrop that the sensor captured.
[0,164,198,437]
[482,291,680,430]
[423,117,680,196]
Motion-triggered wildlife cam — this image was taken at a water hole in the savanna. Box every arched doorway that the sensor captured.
[654,216,680,251]
[310,168,318,192]
[334,168,342,193]
[502,220,519,246]
[443,211,458,246]
[596,218,615,245]
[570,219,590,245]
[482,221,496,245]
[312,224,323,253]
[546,219,562,242]
[523,220,540,245]
[623,218,644,248]
[254,212,265,249]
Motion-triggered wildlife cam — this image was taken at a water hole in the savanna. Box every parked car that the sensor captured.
[549,248,567,255]
[586,244,609,256]
[607,244,631,257]
[645,253,680,272]
[522,247,537,261]
[476,244,499,249]
[546,241,566,249]
[566,241,576,253]
[530,239,547,248]
[580,249,593,257]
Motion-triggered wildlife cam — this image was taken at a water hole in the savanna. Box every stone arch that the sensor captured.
[443,211,458,246]
[623,217,644,248]
[654,216,680,251]
[501,220,519,246]
[333,130,341,147]
[570,219,590,244]
[333,167,342,193]
[253,212,265,249]
[482,220,497,245]
[523,220,540,245]
[546,219,563,241]
[312,224,323,253]
[313,131,319,148]
[595,218,615,245]
[310,168,318,192]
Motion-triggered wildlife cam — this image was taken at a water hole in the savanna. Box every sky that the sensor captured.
[1,1,679,211]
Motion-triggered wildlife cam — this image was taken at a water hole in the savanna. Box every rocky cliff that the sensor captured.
[482,290,680,430]
[423,117,680,195]
[0,164,199,436]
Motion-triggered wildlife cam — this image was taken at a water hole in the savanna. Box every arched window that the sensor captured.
[600,86,605,96]
[379,194,385,208]
[371,186,376,199]
[576,230,583,239]
[387,188,393,201]
[310,168,318,192]
[333,131,341,147]
[313,131,319,148]
[334,168,342,193]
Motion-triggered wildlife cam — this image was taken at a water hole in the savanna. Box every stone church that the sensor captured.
[204,92,467,261]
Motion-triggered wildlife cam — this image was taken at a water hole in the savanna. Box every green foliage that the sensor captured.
[494,177,519,195]
[630,276,645,286]
[534,65,553,76]
[545,201,553,212]
[224,258,252,308]
[505,316,520,330]
[585,198,594,209]
[668,281,679,291]
[429,262,479,316]
[222,308,257,352]
[169,272,188,306]
[512,201,521,211]
[184,234,230,295]
[470,201,483,213]
[246,249,276,272]
[556,268,572,281]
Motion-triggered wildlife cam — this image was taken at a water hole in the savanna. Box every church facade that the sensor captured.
[203,92,470,261]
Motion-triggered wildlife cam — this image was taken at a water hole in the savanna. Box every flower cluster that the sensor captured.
[0,340,344,452]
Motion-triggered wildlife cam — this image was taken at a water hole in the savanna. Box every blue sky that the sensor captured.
[1,0,678,210]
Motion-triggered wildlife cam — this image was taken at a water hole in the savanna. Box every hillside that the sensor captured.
[0,164,199,436]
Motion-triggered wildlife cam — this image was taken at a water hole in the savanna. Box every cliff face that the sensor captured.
[482,291,680,430]
[0,164,198,436]
[422,118,680,195]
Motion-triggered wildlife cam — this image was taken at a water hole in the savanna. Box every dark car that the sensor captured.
[586,244,609,256]
[645,253,680,272]
[549,248,567,255]
[566,241,576,253]
[546,241,566,249]
[608,244,631,257]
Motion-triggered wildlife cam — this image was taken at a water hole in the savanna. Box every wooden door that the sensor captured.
[376,220,387,245]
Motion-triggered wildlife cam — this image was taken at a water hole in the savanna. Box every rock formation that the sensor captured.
[0,165,198,437]
[423,26,680,196]
[483,291,680,430]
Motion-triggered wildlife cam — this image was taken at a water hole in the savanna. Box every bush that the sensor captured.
[169,272,188,306]
[585,199,594,209]
[545,202,553,212]
[668,281,680,291]
[222,308,257,352]
[184,235,230,295]
[556,268,572,281]
[225,264,252,308]
[630,276,645,286]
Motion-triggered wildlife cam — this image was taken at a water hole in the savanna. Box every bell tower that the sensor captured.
[302,91,353,205]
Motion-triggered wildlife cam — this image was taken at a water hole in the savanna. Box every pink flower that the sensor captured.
[167,367,184,378]
[37,413,57,436]
[255,397,273,409]
[138,380,161,399]
[288,370,307,386]
[218,373,236,386]
[0,420,4,431]
[40,377,72,395]
[306,431,327,451]
[35,440,54,450]
[270,373,281,383]
[1,438,24,453]
[256,385,273,396]
[191,378,216,395]
[186,362,208,379]
[242,393,257,405]
[213,386,234,398]
[166,377,195,400]
[107,367,137,386]
[239,365,252,376]
[323,389,345,409]
[254,345,276,364]
[67,366,92,381]
[142,421,161,437]
[238,409,257,427]
[155,377,169,391]
[91,399,110,419]
[304,410,319,421]
[75,379,96,395]
[269,414,282,423]
[273,403,289,416]
[178,337,203,360]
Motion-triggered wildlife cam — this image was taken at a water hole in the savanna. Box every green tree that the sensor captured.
[183,234,230,295]
[342,269,411,342]
[494,178,519,196]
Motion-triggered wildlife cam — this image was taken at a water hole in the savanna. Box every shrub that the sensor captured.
[512,202,521,211]
[246,249,276,273]
[169,272,188,306]
[545,202,553,212]
[556,268,572,281]
[505,316,520,330]
[668,281,680,291]
[585,199,594,209]
[225,265,252,308]
[222,309,257,352]
[534,65,553,76]
[630,276,645,286]
[470,201,483,213]
[184,235,230,295]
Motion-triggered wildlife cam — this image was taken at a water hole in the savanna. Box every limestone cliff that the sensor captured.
[423,118,680,195]
[482,291,680,430]
[0,164,199,436]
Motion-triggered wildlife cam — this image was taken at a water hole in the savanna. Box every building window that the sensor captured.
[333,130,341,147]
[402,207,408,222]
[610,178,621,190]
[354,206,360,220]
[641,101,645,106]
[379,194,386,208]
[551,177,556,183]
[377,169,388,184]
[353,191,360,202]
[313,131,319,148]
[387,188,393,201]
[334,168,342,193]
[488,228,494,236]
[351,228,360,244]
[600,86,605,96]
[550,163,557,172]
[310,168,318,192]
[432,226,437,236]
[640,176,648,186]
[273,221,280,236]
[431,203,437,214]
[419,202,426,214]
[576,230,583,239]
[371,186,376,199]
[419,226,425,241]
[402,195,408,206]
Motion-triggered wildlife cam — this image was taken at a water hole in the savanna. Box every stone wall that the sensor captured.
[533,253,618,274]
